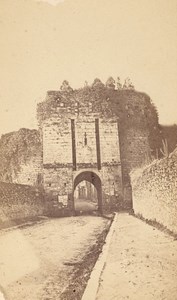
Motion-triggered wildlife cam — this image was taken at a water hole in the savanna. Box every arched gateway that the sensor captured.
[38,89,124,216]
[73,171,102,213]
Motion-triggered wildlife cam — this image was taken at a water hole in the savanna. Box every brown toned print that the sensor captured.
[0,0,177,299]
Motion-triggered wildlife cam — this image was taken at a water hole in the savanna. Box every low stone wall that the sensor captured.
[0,181,45,226]
[130,149,177,234]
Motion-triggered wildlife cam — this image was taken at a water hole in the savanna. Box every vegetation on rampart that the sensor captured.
[0,128,41,182]
[37,77,161,158]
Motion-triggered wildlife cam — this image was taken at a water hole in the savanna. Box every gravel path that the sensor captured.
[0,216,110,300]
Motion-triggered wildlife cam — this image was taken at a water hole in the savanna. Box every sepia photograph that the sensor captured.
[0,0,177,299]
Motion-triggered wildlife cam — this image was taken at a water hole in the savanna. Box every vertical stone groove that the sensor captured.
[95,118,101,170]
[71,119,77,170]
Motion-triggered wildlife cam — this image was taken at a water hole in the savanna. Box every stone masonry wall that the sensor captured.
[12,154,42,186]
[37,85,160,210]
[75,118,97,165]
[99,121,120,164]
[43,117,72,165]
[0,181,45,226]
[41,108,122,209]
[0,128,42,186]
[131,149,177,234]
[119,127,151,196]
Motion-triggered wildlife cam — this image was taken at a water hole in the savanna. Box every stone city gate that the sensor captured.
[36,85,156,214]
[39,100,123,215]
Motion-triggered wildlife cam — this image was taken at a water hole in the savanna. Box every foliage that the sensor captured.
[38,78,161,157]
[105,77,115,89]
[0,129,41,182]
[91,78,105,89]
[60,80,73,92]
[123,77,135,90]
[116,77,122,90]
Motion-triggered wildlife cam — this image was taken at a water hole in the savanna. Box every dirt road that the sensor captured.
[0,216,110,300]
[74,198,98,212]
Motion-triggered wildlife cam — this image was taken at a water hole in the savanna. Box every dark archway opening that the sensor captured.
[73,171,102,214]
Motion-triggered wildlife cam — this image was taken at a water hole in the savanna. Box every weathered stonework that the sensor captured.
[131,149,177,234]
[0,181,45,227]
[119,127,151,203]
[0,81,163,217]
[39,107,122,214]
[37,84,159,214]
[0,128,42,186]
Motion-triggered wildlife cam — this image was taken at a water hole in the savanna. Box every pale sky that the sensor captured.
[0,0,177,136]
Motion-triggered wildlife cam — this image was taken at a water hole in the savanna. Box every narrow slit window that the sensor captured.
[84,132,87,146]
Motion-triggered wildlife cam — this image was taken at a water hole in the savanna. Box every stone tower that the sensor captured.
[37,81,160,215]
[37,89,123,215]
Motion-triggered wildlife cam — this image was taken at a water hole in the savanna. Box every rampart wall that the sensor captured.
[0,182,45,227]
[131,149,177,234]
[0,128,42,186]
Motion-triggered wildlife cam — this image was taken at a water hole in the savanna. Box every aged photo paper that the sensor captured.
[0,0,177,299]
